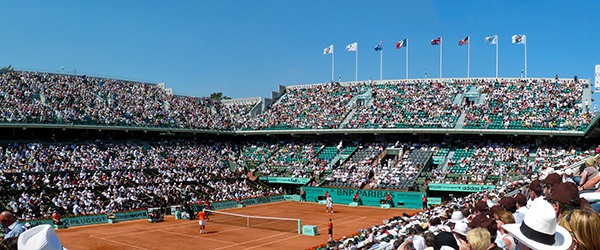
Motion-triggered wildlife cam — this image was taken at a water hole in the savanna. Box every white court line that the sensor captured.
[241,216,369,250]
[211,231,290,250]
[90,235,150,250]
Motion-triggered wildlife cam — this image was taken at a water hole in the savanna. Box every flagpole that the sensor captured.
[440,37,443,79]
[467,36,470,78]
[332,49,335,82]
[524,35,527,78]
[406,39,409,79]
[496,36,499,79]
[355,47,358,82]
[380,49,383,80]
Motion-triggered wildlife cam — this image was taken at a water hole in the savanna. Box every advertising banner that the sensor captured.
[114,210,149,221]
[63,214,108,227]
[428,183,495,192]
[302,187,424,209]
[258,177,311,185]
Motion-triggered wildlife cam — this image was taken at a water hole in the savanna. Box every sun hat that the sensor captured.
[541,173,562,187]
[502,199,572,250]
[451,222,468,236]
[448,211,466,224]
[18,224,65,250]
[475,200,488,213]
[514,193,527,206]
[545,182,580,207]
[499,196,515,209]
[433,231,459,250]
[467,213,487,229]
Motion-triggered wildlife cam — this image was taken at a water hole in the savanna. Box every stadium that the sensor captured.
[0,69,599,250]
[3,2,600,250]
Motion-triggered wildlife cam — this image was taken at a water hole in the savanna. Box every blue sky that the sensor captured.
[1,1,599,104]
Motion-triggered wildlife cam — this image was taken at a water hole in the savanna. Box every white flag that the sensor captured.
[485,35,498,45]
[512,34,526,44]
[323,45,334,55]
[345,42,357,52]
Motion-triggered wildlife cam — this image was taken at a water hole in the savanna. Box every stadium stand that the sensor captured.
[1,70,599,249]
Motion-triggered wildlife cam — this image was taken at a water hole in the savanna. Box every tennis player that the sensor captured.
[197,209,209,234]
[326,195,334,213]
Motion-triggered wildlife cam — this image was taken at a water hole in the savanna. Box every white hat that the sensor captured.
[18,225,65,250]
[579,192,600,202]
[502,199,572,250]
[564,169,573,175]
[451,222,468,236]
[448,211,466,224]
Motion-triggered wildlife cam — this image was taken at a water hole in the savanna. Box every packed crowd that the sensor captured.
[322,148,600,250]
[345,80,463,129]
[0,140,284,221]
[464,79,592,130]
[0,72,595,133]
[252,142,328,178]
[324,145,383,189]
[242,83,368,130]
[0,71,238,129]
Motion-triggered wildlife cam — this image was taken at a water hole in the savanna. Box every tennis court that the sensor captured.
[55,201,419,250]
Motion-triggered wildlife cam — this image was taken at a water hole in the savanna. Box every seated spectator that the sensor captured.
[17,224,65,250]
[557,208,600,250]
[0,211,26,239]
[502,200,572,250]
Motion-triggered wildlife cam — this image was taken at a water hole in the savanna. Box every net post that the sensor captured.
[297,219,301,234]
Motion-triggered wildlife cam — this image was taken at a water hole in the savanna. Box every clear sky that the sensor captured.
[1,1,599,103]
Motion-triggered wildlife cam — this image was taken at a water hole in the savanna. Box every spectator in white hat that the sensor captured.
[17,224,66,250]
[502,200,572,250]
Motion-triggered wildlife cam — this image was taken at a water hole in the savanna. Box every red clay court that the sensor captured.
[55,201,418,250]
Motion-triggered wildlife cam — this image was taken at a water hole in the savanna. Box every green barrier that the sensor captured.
[258,177,311,185]
[63,214,108,227]
[211,201,239,210]
[114,210,149,222]
[428,183,496,192]
[427,197,442,206]
[303,187,424,209]
[284,195,301,201]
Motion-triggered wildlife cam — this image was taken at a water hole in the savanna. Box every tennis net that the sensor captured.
[204,209,301,234]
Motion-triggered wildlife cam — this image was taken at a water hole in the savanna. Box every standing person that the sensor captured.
[385,193,392,206]
[422,195,427,209]
[301,189,306,202]
[197,209,209,234]
[327,218,334,242]
[353,191,360,203]
[52,210,61,226]
[326,195,334,213]
[0,211,26,239]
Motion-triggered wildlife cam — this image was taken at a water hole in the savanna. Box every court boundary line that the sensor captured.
[90,235,150,250]
[241,216,369,250]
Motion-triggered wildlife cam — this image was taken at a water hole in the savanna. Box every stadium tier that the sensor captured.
[1,71,597,136]
[0,70,599,250]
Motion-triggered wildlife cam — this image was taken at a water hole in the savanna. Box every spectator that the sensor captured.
[492,211,516,250]
[434,231,459,250]
[0,211,26,239]
[502,200,572,250]
[557,208,600,250]
[466,228,497,250]
[545,182,582,218]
